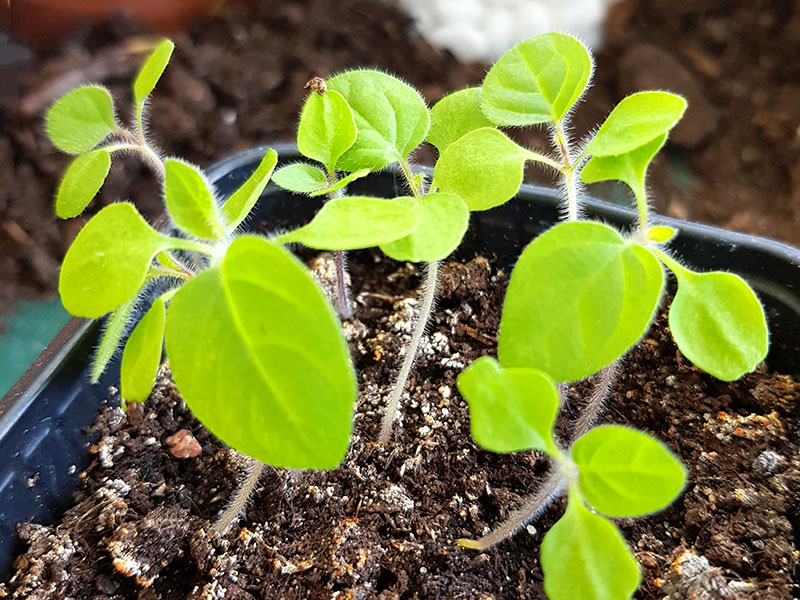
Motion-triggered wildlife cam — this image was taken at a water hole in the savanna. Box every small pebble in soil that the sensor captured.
[753,450,784,475]
[165,429,202,458]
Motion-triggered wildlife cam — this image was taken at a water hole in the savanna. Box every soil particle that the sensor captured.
[1,250,797,599]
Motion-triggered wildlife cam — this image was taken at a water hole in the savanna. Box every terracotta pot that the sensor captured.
[6,0,226,51]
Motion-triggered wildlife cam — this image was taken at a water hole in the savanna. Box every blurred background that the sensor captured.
[1,0,799,394]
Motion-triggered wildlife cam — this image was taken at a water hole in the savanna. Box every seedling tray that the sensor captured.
[1,145,799,577]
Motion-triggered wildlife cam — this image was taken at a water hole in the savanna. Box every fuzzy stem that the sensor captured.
[213,456,265,534]
[104,141,165,179]
[379,260,439,442]
[571,362,618,442]
[325,167,354,319]
[458,470,566,551]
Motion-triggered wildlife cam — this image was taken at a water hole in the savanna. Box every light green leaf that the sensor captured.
[572,425,686,517]
[541,492,640,600]
[121,297,166,404]
[433,128,530,211]
[165,236,357,468]
[646,225,677,243]
[59,203,174,318]
[427,87,495,153]
[133,39,175,106]
[91,296,136,382]
[277,196,419,250]
[55,149,111,218]
[380,193,469,262]
[272,163,328,194]
[327,69,430,171]
[456,356,559,455]
[164,159,225,240]
[46,85,117,154]
[498,221,664,382]
[297,89,357,171]
[309,168,370,197]
[581,134,666,200]
[481,33,593,126]
[221,149,278,232]
[586,92,687,157]
[661,258,768,380]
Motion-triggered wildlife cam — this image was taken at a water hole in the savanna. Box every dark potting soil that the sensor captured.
[1,251,798,599]
[2,0,800,314]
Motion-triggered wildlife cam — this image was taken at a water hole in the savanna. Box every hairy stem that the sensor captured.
[379,260,439,442]
[213,456,265,534]
[104,140,165,179]
[572,362,618,442]
[459,470,565,551]
[333,250,353,319]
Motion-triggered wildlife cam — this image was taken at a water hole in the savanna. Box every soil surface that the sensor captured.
[2,0,800,313]
[2,251,798,599]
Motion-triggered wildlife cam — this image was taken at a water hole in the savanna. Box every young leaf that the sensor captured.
[221,149,278,232]
[55,149,112,218]
[46,85,117,154]
[164,159,225,240]
[272,163,328,194]
[456,356,559,455]
[276,196,419,250]
[133,39,175,106]
[661,258,768,380]
[165,236,357,469]
[91,296,136,382]
[327,69,430,171]
[120,297,166,404]
[59,203,174,318]
[646,225,677,243]
[571,425,686,517]
[433,128,530,211]
[427,87,494,153]
[297,89,357,171]
[581,134,666,201]
[585,92,687,157]
[308,168,370,197]
[541,493,640,600]
[498,222,664,382]
[379,193,469,262]
[481,33,593,126]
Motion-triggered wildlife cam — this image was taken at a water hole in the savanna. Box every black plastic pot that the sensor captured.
[2,145,799,578]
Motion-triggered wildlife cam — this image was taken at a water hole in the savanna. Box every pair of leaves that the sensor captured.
[499,221,664,382]
[49,39,175,219]
[165,236,357,468]
[273,163,369,197]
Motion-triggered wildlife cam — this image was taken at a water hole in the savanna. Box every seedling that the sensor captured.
[453,33,768,599]
[47,42,359,533]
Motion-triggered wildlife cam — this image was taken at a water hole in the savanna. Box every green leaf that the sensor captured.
[221,149,278,233]
[164,159,225,240]
[541,493,640,600]
[662,259,768,380]
[59,203,174,318]
[380,193,469,262]
[120,297,166,404]
[272,163,328,194]
[133,39,175,106]
[581,134,666,200]
[456,356,559,455]
[498,222,664,382]
[327,69,430,171]
[46,85,117,154]
[646,225,677,243]
[276,196,419,250]
[309,168,370,197]
[165,236,357,468]
[481,33,593,126]
[55,149,111,218]
[427,87,495,153]
[91,296,136,382]
[586,92,687,157]
[572,425,687,517]
[433,128,530,211]
[297,89,357,171]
